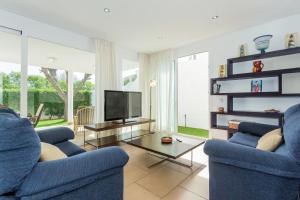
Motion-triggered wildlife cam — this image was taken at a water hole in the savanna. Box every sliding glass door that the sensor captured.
[27,37,95,128]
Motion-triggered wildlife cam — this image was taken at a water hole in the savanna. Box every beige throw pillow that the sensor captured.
[40,142,67,161]
[256,128,282,151]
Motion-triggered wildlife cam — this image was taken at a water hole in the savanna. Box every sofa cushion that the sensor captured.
[256,128,282,151]
[229,132,260,147]
[238,122,279,137]
[283,103,300,162]
[55,141,86,157]
[40,142,67,161]
[0,108,40,195]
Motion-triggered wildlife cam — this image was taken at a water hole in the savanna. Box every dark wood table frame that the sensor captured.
[84,118,155,149]
[125,134,205,168]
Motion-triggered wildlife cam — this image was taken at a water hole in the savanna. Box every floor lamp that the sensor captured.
[149,80,156,131]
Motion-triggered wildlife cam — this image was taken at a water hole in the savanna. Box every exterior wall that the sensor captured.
[177,52,209,130]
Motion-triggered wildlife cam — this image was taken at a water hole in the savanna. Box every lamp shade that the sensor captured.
[149,80,157,88]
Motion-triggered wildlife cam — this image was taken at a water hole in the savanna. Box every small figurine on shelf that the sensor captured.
[251,80,263,93]
[213,83,221,94]
[239,44,248,57]
[218,107,224,113]
[217,97,225,113]
[252,60,264,73]
[218,64,227,78]
[286,33,298,48]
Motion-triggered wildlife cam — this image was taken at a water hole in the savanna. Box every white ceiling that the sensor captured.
[1,0,300,53]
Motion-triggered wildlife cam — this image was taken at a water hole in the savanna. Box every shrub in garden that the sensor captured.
[3,89,92,119]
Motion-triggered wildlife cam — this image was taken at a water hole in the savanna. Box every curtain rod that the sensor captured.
[0,25,22,35]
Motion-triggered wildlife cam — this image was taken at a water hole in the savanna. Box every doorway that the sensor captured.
[177,52,209,138]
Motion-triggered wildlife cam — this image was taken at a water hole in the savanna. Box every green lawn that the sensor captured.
[178,126,209,138]
[37,119,67,128]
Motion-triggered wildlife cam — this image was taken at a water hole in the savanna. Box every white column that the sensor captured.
[174,59,178,132]
[67,71,73,123]
[20,33,28,117]
[138,53,150,118]
[95,66,101,123]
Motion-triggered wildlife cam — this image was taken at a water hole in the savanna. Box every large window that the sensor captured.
[27,66,68,127]
[1,30,95,128]
[27,37,95,128]
[73,72,95,113]
[122,59,139,91]
[0,31,21,112]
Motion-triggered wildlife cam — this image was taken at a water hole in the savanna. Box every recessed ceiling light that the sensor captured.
[104,8,111,13]
[212,16,219,20]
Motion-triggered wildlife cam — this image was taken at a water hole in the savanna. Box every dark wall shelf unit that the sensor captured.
[211,67,300,82]
[212,92,300,97]
[210,47,300,134]
[227,46,300,65]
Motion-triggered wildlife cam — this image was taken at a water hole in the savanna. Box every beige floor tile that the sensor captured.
[162,158,206,175]
[162,187,207,200]
[124,164,148,187]
[181,168,209,199]
[129,154,165,173]
[119,142,137,153]
[137,166,188,197]
[180,145,208,165]
[73,133,209,199]
[124,183,160,200]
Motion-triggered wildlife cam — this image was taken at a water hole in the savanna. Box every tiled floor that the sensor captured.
[73,131,209,200]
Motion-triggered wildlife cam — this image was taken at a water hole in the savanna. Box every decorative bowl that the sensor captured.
[161,136,173,144]
[253,35,273,53]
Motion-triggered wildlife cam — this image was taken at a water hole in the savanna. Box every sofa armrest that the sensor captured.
[204,140,300,178]
[238,122,280,137]
[17,147,129,197]
[37,127,74,144]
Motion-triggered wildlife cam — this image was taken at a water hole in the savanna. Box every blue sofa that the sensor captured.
[0,108,129,200]
[204,104,300,200]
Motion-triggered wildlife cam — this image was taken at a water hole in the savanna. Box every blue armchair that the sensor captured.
[0,108,129,200]
[204,104,300,200]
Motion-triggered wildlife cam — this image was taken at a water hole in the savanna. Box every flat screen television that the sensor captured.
[104,90,142,123]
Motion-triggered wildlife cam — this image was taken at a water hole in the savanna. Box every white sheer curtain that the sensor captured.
[149,50,177,132]
[95,39,118,122]
[138,53,150,118]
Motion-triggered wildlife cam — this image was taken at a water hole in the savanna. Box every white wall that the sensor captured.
[175,13,300,139]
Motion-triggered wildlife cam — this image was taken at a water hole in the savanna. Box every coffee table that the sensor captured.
[124,133,205,168]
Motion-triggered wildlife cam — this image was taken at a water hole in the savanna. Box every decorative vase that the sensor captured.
[253,35,273,54]
[252,60,264,73]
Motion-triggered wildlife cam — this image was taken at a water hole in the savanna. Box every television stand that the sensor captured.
[83,118,155,149]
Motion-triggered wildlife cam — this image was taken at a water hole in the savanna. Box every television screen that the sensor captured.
[104,91,126,121]
[127,92,142,118]
[104,90,142,122]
